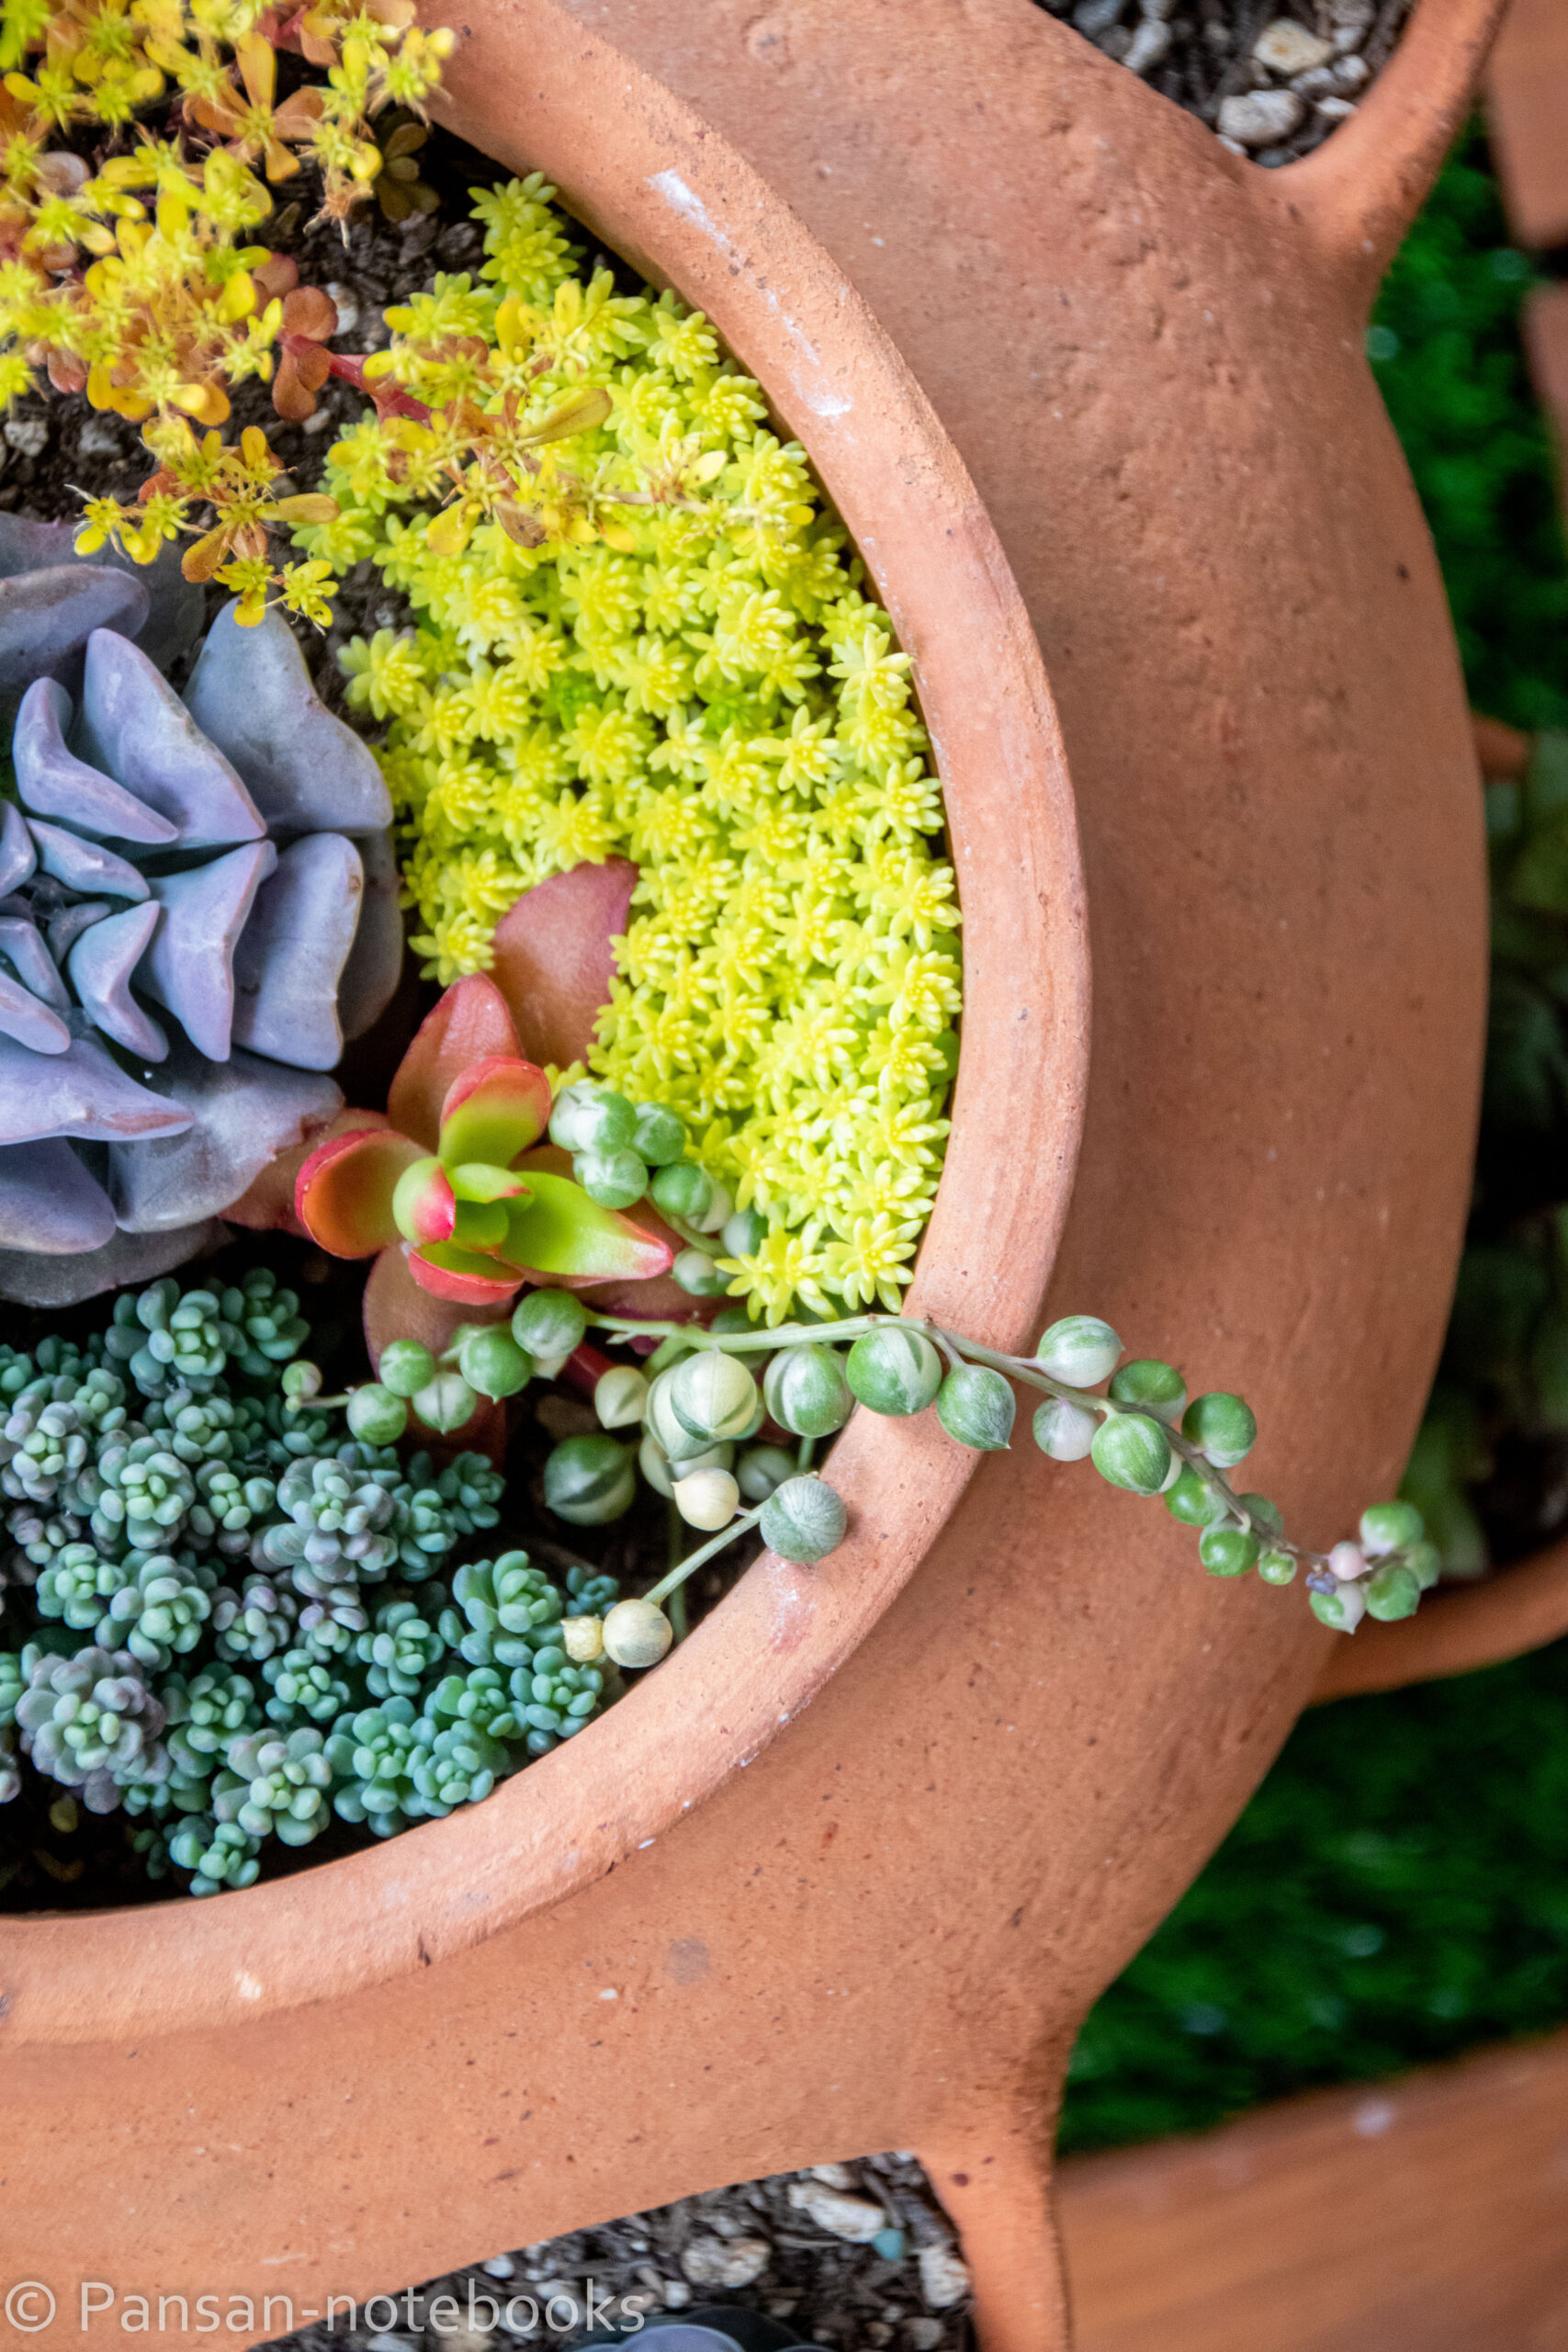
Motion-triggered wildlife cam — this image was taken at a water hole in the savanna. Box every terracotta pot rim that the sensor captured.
[0,29,1089,2045]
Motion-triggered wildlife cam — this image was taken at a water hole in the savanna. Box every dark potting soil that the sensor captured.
[251,2155,973,2352]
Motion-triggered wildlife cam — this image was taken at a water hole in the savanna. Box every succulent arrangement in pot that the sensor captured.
[0,0,1531,2346]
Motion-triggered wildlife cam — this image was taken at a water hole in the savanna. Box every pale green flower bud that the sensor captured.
[562,1614,605,1663]
[511,1289,587,1362]
[671,1351,760,1443]
[1181,1391,1258,1469]
[736,1443,797,1503]
[1364,1561,1421,1621]
[632,1103,686,1166]
[1034,1316,1122,1386]
[1310,1580,1366,1634]
[763,1344,852,1439]
[457,1326,534,1400]
[345,1384,408,1445]
[378,1339,436,1399]
[673,1249,728,1298]
[1257,1547,1296,1585]
[1108,1359,1187,1426]
[1359,1500,1425,1556]
[649,1161,715,1223]
[595,1365,649,1430]
[1090,1412,1171,1495]
[673,1467,740,1531]
[845,1326,942,1418]
[935,1364,1015,1452]
[575,1146,649,1210]
[761,1475,848,1565]
[1199,1524,1259,1577]
[543,1434,635,1525]
[722,1207,769,1259]
[1032,1396,1098,1461]
[603,1597,673,1668]
[412,1371,478,1435]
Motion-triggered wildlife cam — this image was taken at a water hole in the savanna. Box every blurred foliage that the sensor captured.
[1371,126,1568,730]
[1060,125,1568,2154]
[1059,1637,1568,2152]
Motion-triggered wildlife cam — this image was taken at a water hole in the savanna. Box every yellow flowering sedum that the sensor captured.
[319,176,962,1322]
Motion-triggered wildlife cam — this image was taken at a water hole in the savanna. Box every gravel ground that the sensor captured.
[254,2156,974,2352]
[1036,0,1416,165]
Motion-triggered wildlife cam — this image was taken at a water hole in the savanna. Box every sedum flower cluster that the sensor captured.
[317,176,963,1325]
[0,1268,616,1895]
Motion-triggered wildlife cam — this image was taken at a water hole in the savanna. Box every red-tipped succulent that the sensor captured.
[295,976,672,1308]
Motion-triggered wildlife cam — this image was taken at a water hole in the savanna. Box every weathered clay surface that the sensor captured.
[0,4,1505,2346]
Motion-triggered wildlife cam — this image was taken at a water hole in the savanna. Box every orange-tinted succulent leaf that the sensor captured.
[437,1056,552,1170]
[502,1167,673,1283]
[295,1125,425,1256]
[491,859,637,1071]
[407,1241,527,1307]
[226,1108,391,1237]
[388,974,521,1148]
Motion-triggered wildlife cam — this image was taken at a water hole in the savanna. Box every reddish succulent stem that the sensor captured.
[561,1341,616,1401]
[279,333,432,423]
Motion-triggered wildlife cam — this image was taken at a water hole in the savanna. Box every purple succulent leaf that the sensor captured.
[0,967,68,1054]
[183,602,392,838]
[27,814,149,900]
[338,822,402,1042]
[0,1029,192,1146]
[0,1135,116,1251]
[0,801,35,900]
[0,916,69,1009]
[0,564,147,694]
[105,1032,341,1232]
[45,899,108,962]
[14,676,178,844]
[74,628,265,850]
[0,1215,225,1307]
[141,839,277,1062]
[231,831,359,1072]
[67,900,166,1061]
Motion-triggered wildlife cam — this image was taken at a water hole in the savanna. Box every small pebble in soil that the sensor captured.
[251,2156,971,2350]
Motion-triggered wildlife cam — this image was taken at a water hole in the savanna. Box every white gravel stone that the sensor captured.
[480,2256,515,2279]
[663,2279,693,2309]
[323,280,359,337]
[904,2325,944,2352]
[1334,51,1371,87]
[1315,96,1358,120]
[918,2243,973,2312]
[77,416,124,459]
[1217,88,1305,146]
[809,2162,857,2188]
[1125,17,1172,74]
[3,413,48,458]
[1254,17,1333,74]
[681,2235,772,2290]
[788,2181,888,2242]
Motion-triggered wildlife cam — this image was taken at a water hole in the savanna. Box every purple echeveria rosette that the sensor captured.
[0,533,403,1304]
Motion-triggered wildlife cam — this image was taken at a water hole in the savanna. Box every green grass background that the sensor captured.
[1057,125,1568,2156]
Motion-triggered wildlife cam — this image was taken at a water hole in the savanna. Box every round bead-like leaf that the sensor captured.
[760,1475,848,1565]
[845,1326,942,1418]
[935,1364,1015,1452]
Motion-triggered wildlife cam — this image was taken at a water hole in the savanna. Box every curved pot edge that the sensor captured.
[0,0,1089,2048]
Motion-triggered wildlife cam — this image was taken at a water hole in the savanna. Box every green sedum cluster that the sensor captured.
[0,1272,617,1896]
[309,175,961,1326]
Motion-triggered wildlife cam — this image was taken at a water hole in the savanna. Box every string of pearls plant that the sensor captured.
[321,1284,1438,1676]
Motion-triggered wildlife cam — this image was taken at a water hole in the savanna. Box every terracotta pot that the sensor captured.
[0,6,1516,2349]
[1058,2026,1568,2351]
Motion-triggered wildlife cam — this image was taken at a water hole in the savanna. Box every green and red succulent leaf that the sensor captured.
[502,1164,674,1284]
[387,975,522,1149]
[295,1127,429,1257]
[405,1241,528,1308]
[390,1153,457,1247]
[437,1056,552,1172]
